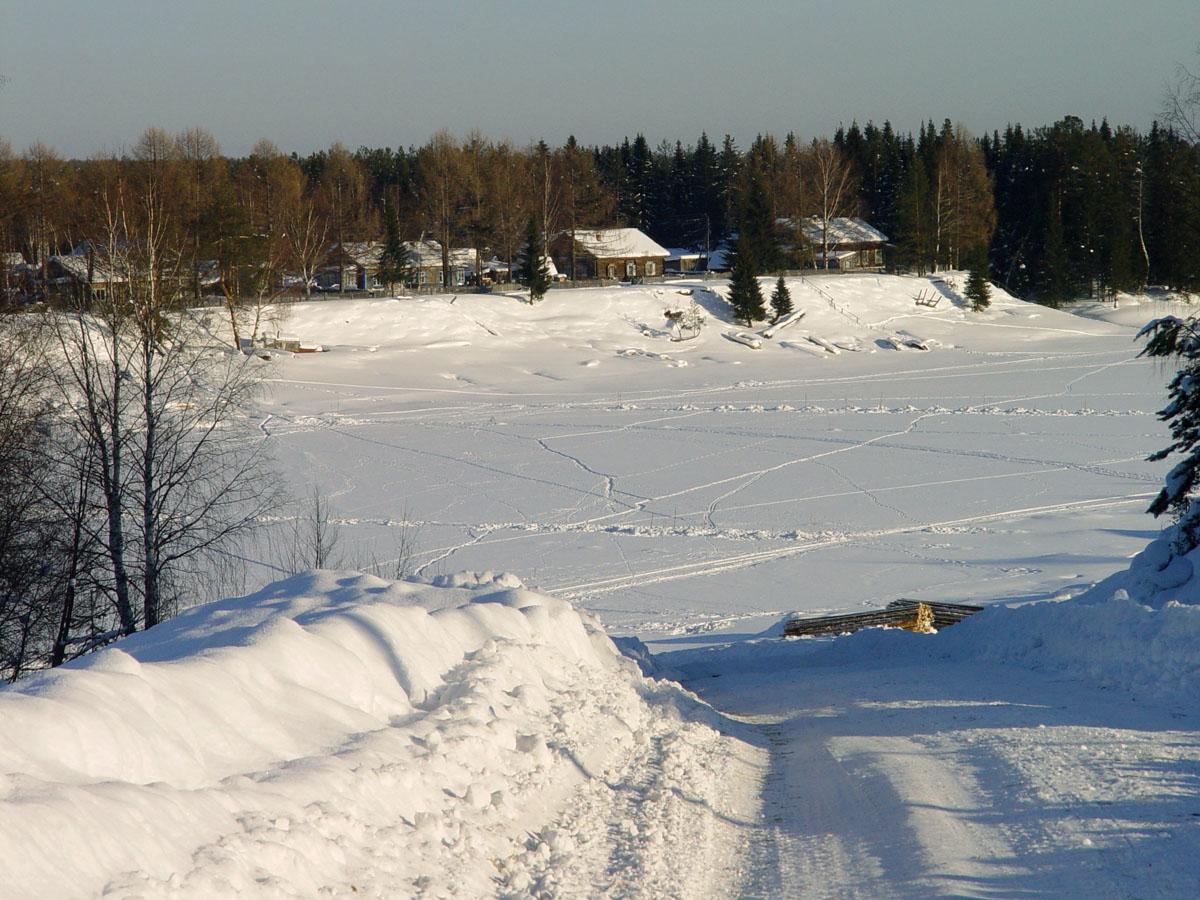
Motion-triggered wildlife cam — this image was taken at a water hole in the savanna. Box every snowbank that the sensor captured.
[0,571,755,899]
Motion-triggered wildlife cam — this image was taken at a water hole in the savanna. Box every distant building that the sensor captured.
[788,217,889,270]
[664,248,707,274]
[403,240,477,289]
[46,252,127,303]
[549,228,669,281]
[316,241,382,291]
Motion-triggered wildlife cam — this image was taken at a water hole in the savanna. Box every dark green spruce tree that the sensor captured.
[519,216,551,302]
[377,198,412,294]
[728,237,766,326]
[1139,315,1200,553]
[769,276,793,322]
[1036,194,1073,306]
[965,245,992,311]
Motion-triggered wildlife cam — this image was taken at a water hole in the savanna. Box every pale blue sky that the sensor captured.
[2,0,1198,157]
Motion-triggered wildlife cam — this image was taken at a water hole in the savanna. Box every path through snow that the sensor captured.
[673,644,1200,899]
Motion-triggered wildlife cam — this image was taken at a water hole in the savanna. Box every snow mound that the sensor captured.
[927,523,1200,701]
[0,571,755,899]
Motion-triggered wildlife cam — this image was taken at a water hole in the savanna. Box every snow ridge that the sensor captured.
[0,571,757,899]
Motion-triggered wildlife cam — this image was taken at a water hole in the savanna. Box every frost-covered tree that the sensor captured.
[769,276,793,322]
[1140,315,1200,552]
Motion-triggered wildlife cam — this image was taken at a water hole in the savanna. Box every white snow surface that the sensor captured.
[1,570,757,899]
[7,275,1200,898]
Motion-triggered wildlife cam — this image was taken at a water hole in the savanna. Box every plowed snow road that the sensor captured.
[677,650,1200,899]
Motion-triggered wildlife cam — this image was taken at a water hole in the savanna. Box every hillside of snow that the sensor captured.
[7,272,1200,898]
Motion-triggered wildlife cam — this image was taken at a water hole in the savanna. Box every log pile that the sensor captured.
[886,599,982,629]
[783,600,981,638]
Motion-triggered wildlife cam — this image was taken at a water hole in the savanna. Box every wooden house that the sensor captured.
[793,217,889,270]
[549,228,669,282]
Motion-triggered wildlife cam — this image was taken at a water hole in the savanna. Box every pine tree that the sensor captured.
[965,245,992,311]
[727,237,766,326]
[738,172,782,274]
[519,215,550,302]
[769,276,793,322]
[377,198,411,294]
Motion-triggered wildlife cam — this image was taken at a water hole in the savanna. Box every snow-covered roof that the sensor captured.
[665,248,704,262]
[788,217,889,246]
[561,228,669,260]
[403,240,475,268]
[48,254,127,283]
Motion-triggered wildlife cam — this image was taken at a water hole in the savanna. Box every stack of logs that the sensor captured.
[783,599,982,637]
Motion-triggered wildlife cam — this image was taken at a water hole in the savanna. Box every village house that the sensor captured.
[548,228,669,282]
[45,252,127,304]
[404,240,477,289]
[793,217,889,270]
[315,241,383,291]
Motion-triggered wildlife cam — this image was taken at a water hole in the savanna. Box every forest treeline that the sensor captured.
[2,114,1200,309]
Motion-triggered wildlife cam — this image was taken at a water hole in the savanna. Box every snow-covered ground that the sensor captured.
[5,273,1200,898]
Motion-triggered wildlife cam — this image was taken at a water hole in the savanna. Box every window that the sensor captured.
[626,261,636,277]
[645,261,656,276]
[606,264,617,279]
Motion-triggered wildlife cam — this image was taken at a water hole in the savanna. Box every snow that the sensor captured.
[1,571,758,898]
[7,274,1200,897]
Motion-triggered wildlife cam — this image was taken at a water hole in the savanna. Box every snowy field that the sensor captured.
[4,273,1200,898]
[259,274,1168,641]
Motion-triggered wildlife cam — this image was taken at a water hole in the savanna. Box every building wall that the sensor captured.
[550,250,665,280]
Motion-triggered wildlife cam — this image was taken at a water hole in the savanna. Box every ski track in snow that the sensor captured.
[260,342,1160,614]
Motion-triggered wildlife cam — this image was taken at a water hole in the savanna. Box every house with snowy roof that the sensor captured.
[783,217,889,270]
[664,248,707,274]
[403,240,478,289]
[548,228,669,282]
[46,252,128,303]
[315,241,382,291]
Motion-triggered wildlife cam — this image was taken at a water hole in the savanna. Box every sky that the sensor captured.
[2,0,1199,159]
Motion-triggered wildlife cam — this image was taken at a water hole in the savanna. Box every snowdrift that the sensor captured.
[0,571,754,899]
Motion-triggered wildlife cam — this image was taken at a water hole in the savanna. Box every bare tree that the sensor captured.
[417,131,468,289]
[44,134,281,633]
[485,141,531,281]
[316,142,371,293]
[15,141,75,275]
[272,485,344,574]
[804,138,859,267]
[177,127,225,301]
[935,125,996,269]
[279,164,328,300]
[1165,46,1200,146]
[0,316,58,680]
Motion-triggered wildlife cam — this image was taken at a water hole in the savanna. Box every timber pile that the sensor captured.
[887,599,982,629]
[783,600,981,637]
